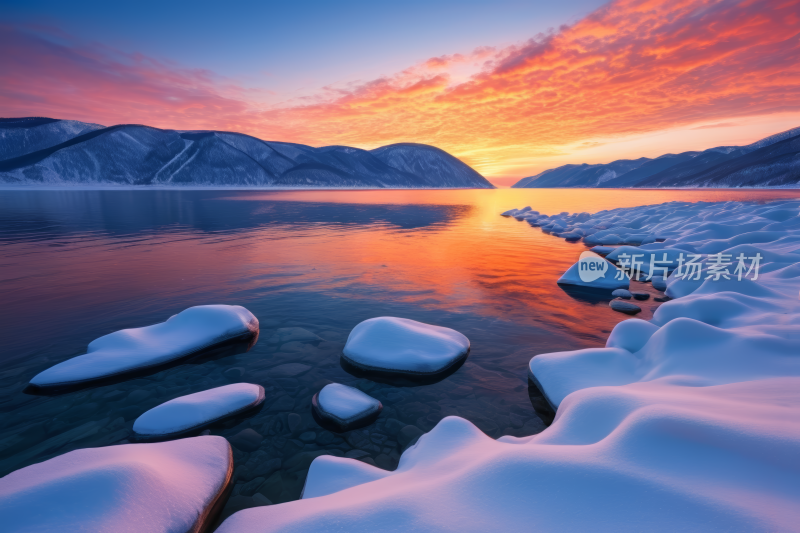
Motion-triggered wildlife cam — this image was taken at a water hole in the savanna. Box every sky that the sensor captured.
[2,0,799,182]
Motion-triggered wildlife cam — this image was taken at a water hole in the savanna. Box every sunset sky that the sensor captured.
[2,0,799,182]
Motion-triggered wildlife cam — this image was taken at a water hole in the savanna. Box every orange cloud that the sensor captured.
[2,0,799,177]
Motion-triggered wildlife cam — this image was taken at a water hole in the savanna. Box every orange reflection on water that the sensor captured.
[4,188,800,359]
[220,188,800,346]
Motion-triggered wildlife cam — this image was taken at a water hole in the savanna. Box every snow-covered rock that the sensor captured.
[560,232,582,241]
[557,253,630,290]
[133,383,266,440]
[611,289,632,299]
[342,317,470,378]
[651,275,667,291]
[606,246,687,278]
[0,436,233,533]
[29,305,259,391]
[590,245,615,255]
[312,383,383,432]
[598,233,624,245]
[217,199,800,532]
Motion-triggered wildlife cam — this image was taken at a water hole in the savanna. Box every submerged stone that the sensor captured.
[610,299,642,315]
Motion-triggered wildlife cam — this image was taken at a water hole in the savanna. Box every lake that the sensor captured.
[1,187,799,521]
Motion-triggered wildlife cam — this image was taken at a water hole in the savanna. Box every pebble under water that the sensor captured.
[2,187,797,525]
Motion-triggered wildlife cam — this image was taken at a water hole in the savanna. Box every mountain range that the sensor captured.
[513,126,800,188]
[0,117,493,189]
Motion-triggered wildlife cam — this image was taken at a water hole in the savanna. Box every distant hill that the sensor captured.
[0,118,104,162]
[0,118,493,189]
[512,126,800,189]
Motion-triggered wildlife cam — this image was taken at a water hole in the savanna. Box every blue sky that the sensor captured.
[2,0,606,95]
[3,0,799,178]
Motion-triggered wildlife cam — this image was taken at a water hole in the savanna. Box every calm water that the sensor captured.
[1,187,799,521]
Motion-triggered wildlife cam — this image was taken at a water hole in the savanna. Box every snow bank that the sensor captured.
[133,383,265,439]
[214,199,800,531]
[311,383,382,432]
[219,387,800,532]
[0,436,233,533]
[29,305,258,390]
[342,317,470,377]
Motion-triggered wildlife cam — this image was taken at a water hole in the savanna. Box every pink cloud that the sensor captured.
[2,0,799,176]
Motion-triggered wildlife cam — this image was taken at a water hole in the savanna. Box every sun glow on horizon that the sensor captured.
[1,0,799,179]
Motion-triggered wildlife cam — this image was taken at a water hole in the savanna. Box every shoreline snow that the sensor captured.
[217,198,800,532]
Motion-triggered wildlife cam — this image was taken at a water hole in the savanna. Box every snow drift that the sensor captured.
[217,199,800,532]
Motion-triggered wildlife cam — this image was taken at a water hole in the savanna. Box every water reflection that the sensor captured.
[0,190,472,243]
[1,187,798,518]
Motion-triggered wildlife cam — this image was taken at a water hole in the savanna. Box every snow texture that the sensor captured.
[0,120,493,189]
[512,126,800,188]
[0,436,232,533]
[312,384,382,432]
[590,245,615,255]
[342,317,470,377]
[29,305,258,389]
[651,275,667,291]
[133,383,266,439]
[0,117,104,161]
[218,199,800,532]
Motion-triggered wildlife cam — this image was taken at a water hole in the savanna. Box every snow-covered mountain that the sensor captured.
[0,117,104,161]
[513,126,800,188]
[0,119,493,189]
[512,158,649,188]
